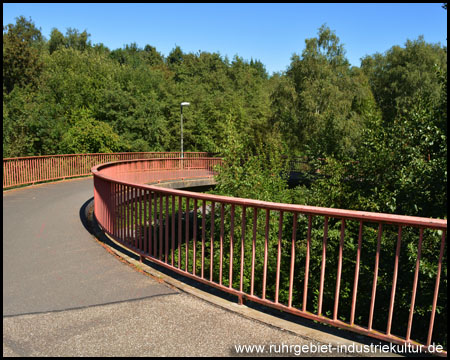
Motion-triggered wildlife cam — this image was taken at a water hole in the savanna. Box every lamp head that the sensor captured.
[181,102,190,107]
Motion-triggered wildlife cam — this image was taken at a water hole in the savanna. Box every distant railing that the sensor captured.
[92,156,447,356]
[2,152,209,189]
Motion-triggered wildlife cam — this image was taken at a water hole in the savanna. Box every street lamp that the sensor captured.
[180,102,190,159]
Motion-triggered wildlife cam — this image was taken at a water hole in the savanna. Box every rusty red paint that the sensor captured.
[219,203,225,285]
[406,228,423,341]
[209,201,215,281]
[288,213,298,308]
[185,197,190,271]
[333,219,346,321]
[303,214,312,312]
[427,230,446,347]
[262,209,270,300]
[193,198,198,276]
[240,206,246,293]
[202,200,206,278]
[368,223,383,331]
[229,204,235,289]
[275,211,283,304]
[318,216,328,316]
[387,225,403,335]
[350,221,364,326]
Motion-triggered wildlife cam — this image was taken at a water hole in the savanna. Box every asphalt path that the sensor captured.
[3,177,368,357]
[3,177,176,316]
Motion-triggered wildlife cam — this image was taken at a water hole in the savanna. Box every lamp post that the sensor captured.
[180,102,190,159]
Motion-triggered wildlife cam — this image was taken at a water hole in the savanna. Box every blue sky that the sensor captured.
[3,3,447,75]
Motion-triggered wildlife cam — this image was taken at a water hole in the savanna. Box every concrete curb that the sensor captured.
[149,176,216,189]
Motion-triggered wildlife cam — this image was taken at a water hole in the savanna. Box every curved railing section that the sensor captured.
[92,156,447,355]
[3,152,209,189]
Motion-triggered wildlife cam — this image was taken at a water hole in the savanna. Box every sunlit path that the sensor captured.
[3,178,176,316]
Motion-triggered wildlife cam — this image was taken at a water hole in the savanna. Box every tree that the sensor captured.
[249,58,269,79]
[271,24,377,159]
[3,15,43,44]
[65,28,91,51]
[48,28,66,54]
[47,27,91,54]
[3,16,44,94]
[213,113,290,203]
[143,44,164,66]
[167,45,184,67]
[361,36,447,127]
[60,107,124,153]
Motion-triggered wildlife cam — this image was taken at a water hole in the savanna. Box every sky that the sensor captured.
[3,3,447,75]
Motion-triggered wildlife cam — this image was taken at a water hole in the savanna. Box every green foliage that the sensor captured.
[213,114,290,203]
[271,25,378,159]
[47,27,92,54]
[309,51,447,219]
[361,36,447,127]
[60,107,123,153]
[3,16,44,94]
[167,45,184,67]
[48,28,66,54]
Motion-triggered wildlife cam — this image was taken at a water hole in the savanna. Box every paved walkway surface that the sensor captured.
[3,178,377,357]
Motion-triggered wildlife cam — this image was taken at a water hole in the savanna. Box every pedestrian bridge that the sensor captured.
[3,152,447,356]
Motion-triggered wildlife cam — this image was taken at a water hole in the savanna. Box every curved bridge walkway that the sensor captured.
[3,177,382,357]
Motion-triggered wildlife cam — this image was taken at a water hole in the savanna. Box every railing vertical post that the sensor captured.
[193,198,198,275]
[318,216,328,316]
[160,194,164,261]
[178,196,182,269]
[250,208,257,297]
[350,221,364,325]
[262,209,270,300]
[406,228,423,341]
[154,191,158,258]
[333,219,346,321]
[240,206,246,294]
[387,225,402,335]
[185,197,190,271]
[165,195,169,263]
[171,195,175,266]
[303,215,312,311]
[201,200,206,278]
[148,191,153,256]
[275,211,283,304]
[427,230,446,346]
[288,213,298,308]
[219,203,225,285]
[209,202,215,282]
[368,223,383,331]
[229,204,235,289]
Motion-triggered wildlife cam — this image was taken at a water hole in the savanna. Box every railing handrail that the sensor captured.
[3,151,210,161]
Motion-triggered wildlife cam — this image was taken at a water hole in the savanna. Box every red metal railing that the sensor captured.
[92,157,447,356]
[3,152,209,189]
